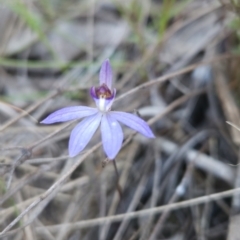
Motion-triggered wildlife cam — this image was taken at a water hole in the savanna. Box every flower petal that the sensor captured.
[90,86,97,99]
[41,106,98,124]
[69,113,102,157]
[101,114,123,160]
[99,59,112,89]
[109,111,155,138]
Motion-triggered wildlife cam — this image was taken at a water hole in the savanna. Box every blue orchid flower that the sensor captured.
[41,60,154,159]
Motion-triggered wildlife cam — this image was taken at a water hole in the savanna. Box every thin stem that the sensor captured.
[113,159,123,199]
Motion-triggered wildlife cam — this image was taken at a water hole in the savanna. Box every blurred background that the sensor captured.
[1,0,240,239]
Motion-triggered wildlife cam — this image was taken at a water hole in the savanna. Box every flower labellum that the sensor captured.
[41,59,155,160]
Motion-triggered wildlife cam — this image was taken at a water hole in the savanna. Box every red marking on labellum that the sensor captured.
[95,84,113,99]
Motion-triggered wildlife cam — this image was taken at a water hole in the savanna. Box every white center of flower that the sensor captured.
[98,98,106,112]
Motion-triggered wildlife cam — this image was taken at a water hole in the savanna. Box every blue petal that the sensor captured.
[69,113,102,157]
[41,106,98,124]
[101,113,123,160]
[109,111,155,138]
[99,59,112,89]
